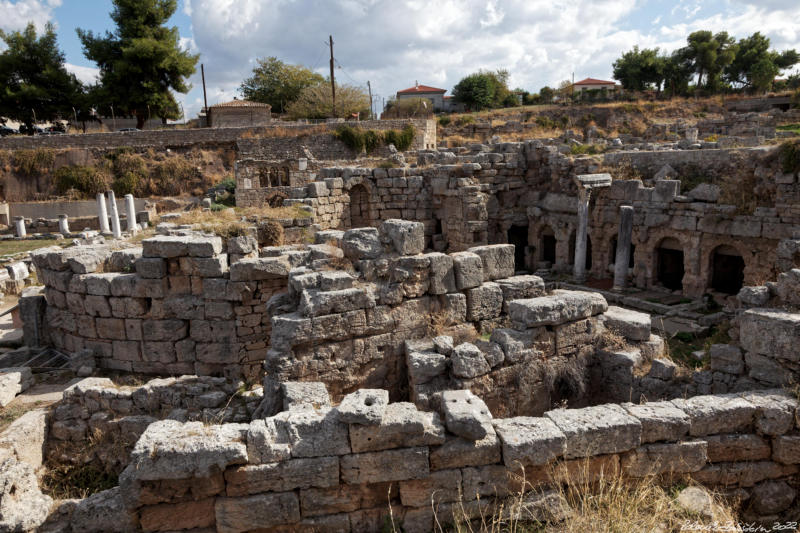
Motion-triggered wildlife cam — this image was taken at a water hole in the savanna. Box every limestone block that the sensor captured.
[307,181,329,198]
[139,498,214,532]
[621,441,707,477]
[440,390,493,441]
[709,344,744,375]
[450,343,491,379]
[349,403,445,453]
[340,447,429,484]
[225,456,339,496]
[70,486,136,533]
[380,219,425,255]
[299,288,375,317]
[85,273,117,295]
[227,235,257,255]
[399,469,462,508]
[338,389,389,425]
[648,358,676,380]
[178,256,228,277]
[451,252,483,290]
[545,404,641,459]
[319,271,354,291]
[772,436,800,464]
[5,261,28,280]
[342,228,382,260]
[461,465,523,500]
[474,339,504,368]
[739,389,796,436]
[0,367,33,407]
[142,319,187,341]
[750,481,796,515]
[622,401,690,443]
[281,381,331,411]
[705,434,770,462]
[109,273,137,297]
[215,492,300,533]
[0,408,46,467]
[430,427,501,470]
[272,407,351,458]
[467,244,515,281]
[465,282,503,322]
[0,457,53,532]
[601,306,651,341]
[509,290,608,328]
[496,275,545,311]
[670,394,756,436]
[738,285,770,307]
[493,417,566,467]
[425,253,456,294]
[433,335,454,356]
[687,183,720,202]
[744,351,789,386]
[777,269,800,307]
[739,309,800,362]
[489,328,541,363]
[407,351,447,385]
[229,257,291,281]
[246,419,291,464]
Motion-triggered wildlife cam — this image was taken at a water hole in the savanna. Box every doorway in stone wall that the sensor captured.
[710,245,745,294]
[507,225,529,272]
[541,227,556,265]
[656,238,684,290]
[348,184,371,228]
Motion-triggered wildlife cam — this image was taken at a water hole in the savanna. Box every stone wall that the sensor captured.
[114,385,800,532]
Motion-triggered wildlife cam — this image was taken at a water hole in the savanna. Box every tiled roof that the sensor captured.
[573,78,616,86]
[397,84,447,94]
[209,100,271,109]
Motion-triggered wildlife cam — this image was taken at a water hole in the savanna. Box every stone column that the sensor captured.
[573,189,590,281]
[58,214,70,235]
[97,192,111,234]
[13,216,26,238]
[124,194,137,232]
[106,190,122,239]
[613,206,634,290]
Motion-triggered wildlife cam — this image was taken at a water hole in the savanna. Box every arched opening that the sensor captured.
[710,245,745,294]
[540,226,556,265]
[610,236,635,268]
[281,168,291,186]
[266,192,287,208]
[507,225,529,272]
[656,237,684,291]
[348,184,372,228]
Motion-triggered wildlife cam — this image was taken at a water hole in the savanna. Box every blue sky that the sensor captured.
[2,0,799,119]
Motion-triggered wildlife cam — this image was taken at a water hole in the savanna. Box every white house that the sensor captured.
[572,78,620,94]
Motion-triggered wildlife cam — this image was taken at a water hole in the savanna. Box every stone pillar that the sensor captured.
[97,192,111,234]
[613,206,634,290]
[58,214,70,235]
[573,189,590,281]
[107,190,122,239]
[14,217,26,238]
[124,194,137,232]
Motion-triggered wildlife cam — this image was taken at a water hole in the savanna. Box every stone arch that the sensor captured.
[709,244,745,295]
[281,168,291,186]
[346,180,377,229]
[654,237,684,290]
[265,191,288,208]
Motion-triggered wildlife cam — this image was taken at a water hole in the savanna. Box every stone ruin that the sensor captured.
[0,112,800,531]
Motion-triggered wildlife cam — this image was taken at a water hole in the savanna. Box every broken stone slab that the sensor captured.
[601,306,651,341]
[489,328,539,363]
[142,235,222,258]
[107,247,142,273]
[738,309,800,362]
[281,382,331,411]
[621,401,690,443]
[709,344,744,375]
[425,253,456,294]
[379,219,425,255]
[493,417,566,467]
[465,282,503,321]
[439,390,493,441]
[451,252,483,290]
[229,256,291,281]
[508,290,608,328]
[777,269,800,307]
[496,275,545,311]
[450,343,491,379]
[545,404,641,459]
[430,426,501,471]
[337,389,389,425]
[340,447,430,484]
[738,389,796,436]
[0,367,33,407]
[432,335,454,356]
[648,358,676,380]
[5,261,28,280]
[349,402,446,453]
[299,287,376,317]
[687,183,720,203]
[271,407,351,458]
[670,394,756,436]
[474,339,505,368]
[0,408,47,468]
[0,456,53,532]
[246,419,291,464]
[69,486,136,533]
[318,271,354,291]
[341,227,382,260]
[467,244,515,281]
[737,285,771,307]
[407,351,447,385]
[621,441,707,477]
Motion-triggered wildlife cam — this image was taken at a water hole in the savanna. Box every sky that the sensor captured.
[1,0,800,120]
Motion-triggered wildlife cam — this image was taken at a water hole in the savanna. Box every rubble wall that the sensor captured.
[116,388,800,532]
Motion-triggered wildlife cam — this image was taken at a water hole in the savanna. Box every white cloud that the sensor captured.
[65,63,99,85]
[0,0,61,33]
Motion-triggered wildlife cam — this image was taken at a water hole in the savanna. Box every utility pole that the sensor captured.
[329,35,336,118]
[367,81,373,120]
[201,64,209,126]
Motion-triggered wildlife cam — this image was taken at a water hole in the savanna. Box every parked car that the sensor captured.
[0,125,16,136]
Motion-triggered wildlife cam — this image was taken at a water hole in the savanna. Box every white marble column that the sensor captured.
[97,192,111,234]
[106,190,122,239]
[124,194,137,232]
[573,188,590,281]
[613,206,634,290]
[58,214,70,235]
[14,216,26,238]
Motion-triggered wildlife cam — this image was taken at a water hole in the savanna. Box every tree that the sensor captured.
[240,57,325,114]
[725,32,799,93]
[662,49,694,97]
[538,86,555,104]
[613,46,665,92]
[77,0,198,129]
[0,23,83,131]
[285,83,369,120]
[684,30,737,91]
[452,70,511,110]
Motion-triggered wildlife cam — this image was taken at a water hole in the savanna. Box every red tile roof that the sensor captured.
[210,99,271,109]
[397,84,447,94]
[573,78,617,86]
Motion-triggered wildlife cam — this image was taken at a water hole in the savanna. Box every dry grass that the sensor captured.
[172,205,307,238]
[0,400,46,433]
[239,124,329,139]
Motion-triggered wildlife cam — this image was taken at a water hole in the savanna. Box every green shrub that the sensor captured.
[152,157,197,196]
[333,125,366,153]
[535,116,557,129]
[569,144,603,155]
[384,124,416,151]
[437,115,451,127]
[112,171,139,196]
[217,177,236,194]
[13,148,55,176]
[334,124,416,153]
[54,166,109,197]
[210,203,227,211]
[110,151,147,179]
[456,115,475,126]
[363,130,383,153]
[779,141,800,174]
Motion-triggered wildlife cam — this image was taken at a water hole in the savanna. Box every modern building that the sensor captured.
[396,82,464,112]
[207,99,272,128]
[572,78,620,94]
